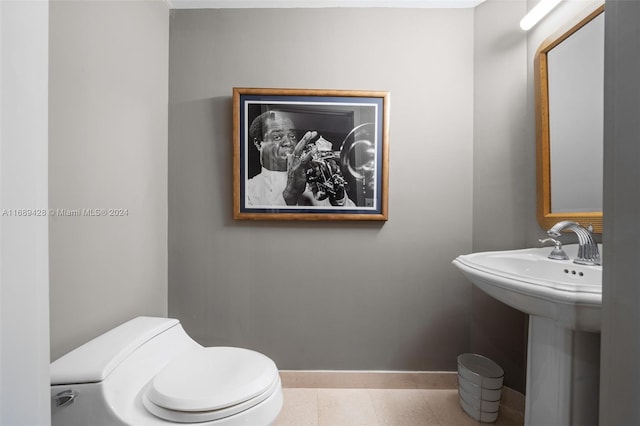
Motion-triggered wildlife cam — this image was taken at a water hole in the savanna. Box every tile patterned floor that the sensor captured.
[274,388,525,426]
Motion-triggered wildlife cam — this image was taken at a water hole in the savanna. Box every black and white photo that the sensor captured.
[233,88,389,221]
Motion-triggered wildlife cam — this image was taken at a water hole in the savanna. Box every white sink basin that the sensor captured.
[452,244,602,331]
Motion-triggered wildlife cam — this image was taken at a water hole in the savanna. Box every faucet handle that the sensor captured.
[539,238,570,260]
[539,237,561,246]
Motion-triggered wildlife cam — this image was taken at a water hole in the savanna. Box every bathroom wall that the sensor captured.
[601,1,640,423]
[0,1,51,424]
[472,0,529,393]
[168,8,476,372]
[49,0,170,360]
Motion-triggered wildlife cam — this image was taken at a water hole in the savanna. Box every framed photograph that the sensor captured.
[233,88,389,221]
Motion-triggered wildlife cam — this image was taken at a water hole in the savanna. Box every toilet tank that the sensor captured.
[51,317,181,386]
[51,317,201,426]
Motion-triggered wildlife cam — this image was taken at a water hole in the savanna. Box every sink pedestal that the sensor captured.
[525,316,600,426]
[452,245,602,426]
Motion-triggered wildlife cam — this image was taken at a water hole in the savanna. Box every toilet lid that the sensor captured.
[142,373,281,423]
[145,347,279,413]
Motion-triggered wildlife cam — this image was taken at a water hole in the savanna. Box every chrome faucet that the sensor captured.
[546,221,601,265]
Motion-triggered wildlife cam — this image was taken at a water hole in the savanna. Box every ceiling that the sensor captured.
[166,0,486,9]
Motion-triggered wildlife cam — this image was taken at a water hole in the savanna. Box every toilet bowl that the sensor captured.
[50,316,283,426]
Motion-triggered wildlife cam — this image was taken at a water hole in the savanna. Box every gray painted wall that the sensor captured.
[49,0,169,360]
[601,0,640,424]
[168,8,476,372]
[0,1,51,423]
[472,0,529,394]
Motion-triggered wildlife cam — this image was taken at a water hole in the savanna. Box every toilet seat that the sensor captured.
[142,347,280,423]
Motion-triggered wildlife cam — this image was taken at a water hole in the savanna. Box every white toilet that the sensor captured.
[50,316,283,425]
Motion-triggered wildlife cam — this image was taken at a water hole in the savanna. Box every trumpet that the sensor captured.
[304,137,346,202]
[304,123,376,205]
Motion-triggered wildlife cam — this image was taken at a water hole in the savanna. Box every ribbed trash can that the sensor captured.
[457,353,504,423]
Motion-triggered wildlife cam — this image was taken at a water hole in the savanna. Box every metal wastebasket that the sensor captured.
[457,353,504,423]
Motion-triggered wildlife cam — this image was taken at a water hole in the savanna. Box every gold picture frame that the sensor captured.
[233,87,389,221]
[535,5,604,233]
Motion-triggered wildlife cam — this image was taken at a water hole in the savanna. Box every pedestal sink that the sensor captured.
[453,244,602,426]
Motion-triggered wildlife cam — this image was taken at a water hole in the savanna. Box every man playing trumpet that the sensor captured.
[246,110,353,207]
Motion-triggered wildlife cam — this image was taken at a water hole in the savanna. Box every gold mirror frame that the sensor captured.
[535,4,605,233]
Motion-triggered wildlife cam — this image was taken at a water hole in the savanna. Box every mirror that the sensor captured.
[535,4,605,233]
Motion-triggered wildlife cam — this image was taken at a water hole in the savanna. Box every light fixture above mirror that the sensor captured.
[520,0,563,30]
